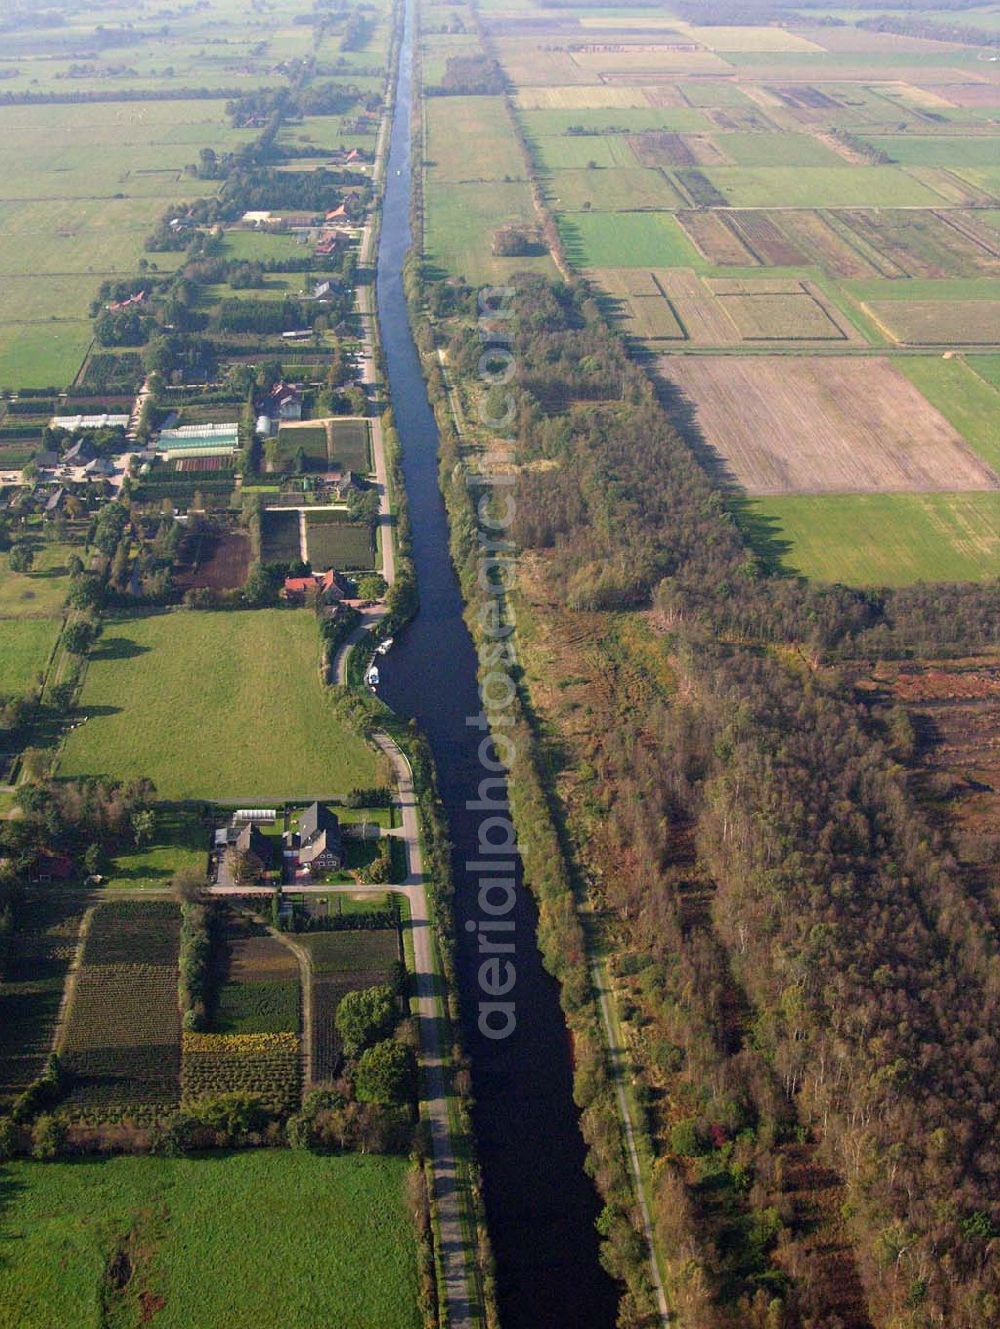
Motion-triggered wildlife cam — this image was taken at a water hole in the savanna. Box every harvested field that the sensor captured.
[931,84,1000,109]
[676,209,759,265]
[866,300,1000,345]
[656,269,741,345]
[677,24,823,53]
[659,355,1000,495]
[726,212,807,265]
[516,85,684,110]
[569,48,733,77]
[617,296,685,340]
[839,209,1000,279]
[777,209,882,278]
[628,132,727,168]
[628,130,694,167]
[174,530,250,593]
[718,291,846,340]
[591,268,664,297]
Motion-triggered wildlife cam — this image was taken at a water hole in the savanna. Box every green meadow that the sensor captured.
[699,165,948,208]
[107,806,208,891]
[742,492,1000,587]
[896,356,1000,475]
[425,179,557,283]
[0,1153,421,1329]
[861,135,1000,168]
[0,618,61,694]
[60,610,378,800]
[558,211,702,269]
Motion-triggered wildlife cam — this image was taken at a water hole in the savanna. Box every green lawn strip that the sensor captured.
[0,1153,422,1329]
[966,354,1000,392]
[895,355,1000,474]
[59,609,377,800]
[106,805,207,891]
[739,492,1000,586]
[0,618,63,694]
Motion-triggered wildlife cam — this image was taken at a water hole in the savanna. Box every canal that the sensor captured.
[375,0,620,1325]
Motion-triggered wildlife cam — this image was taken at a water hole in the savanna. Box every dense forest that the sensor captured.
[426,273,1000,1328]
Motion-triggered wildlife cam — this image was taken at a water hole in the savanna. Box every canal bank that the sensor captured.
[373,0,620,1324]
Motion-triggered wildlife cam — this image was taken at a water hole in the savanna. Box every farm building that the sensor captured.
[295,802,343,874]
[314,230,347,259]
[214,817,274,885]
[266,383,303,421]
[106,291,147,312]
[84,457,116,479]
[52,414,130,431]
[63,438,96,466]
[34,450,59,469]
[282,569,347,605]
[158,423,240,460]
[311,280,340,301]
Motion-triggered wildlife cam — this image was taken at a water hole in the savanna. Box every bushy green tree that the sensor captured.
[354,1040,414,1106]
[30,1113,67,1160]
[335,984,397,1057]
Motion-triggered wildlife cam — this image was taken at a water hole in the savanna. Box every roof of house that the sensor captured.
[64,438,96,464]
[44,487,65,512]
[34,451,59,468]
[300,828,341,864]
[234,821,272,865]
[325,205,348,220]
[300,801,340,847]
[283,569,342,597]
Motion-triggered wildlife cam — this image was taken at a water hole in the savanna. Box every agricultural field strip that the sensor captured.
[659,355,1000,497]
